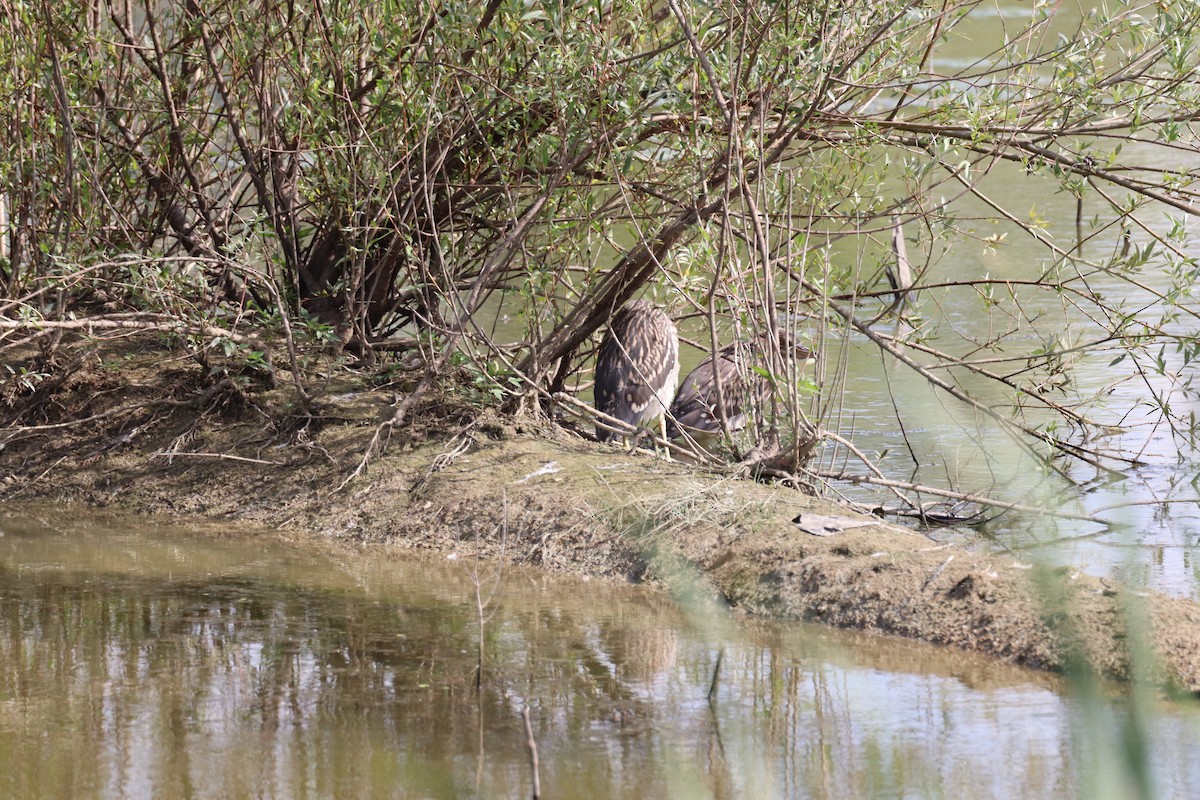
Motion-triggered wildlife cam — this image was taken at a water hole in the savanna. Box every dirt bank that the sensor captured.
[4,341,1200,691]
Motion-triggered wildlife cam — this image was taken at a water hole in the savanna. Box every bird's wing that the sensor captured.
[669,354,746,433]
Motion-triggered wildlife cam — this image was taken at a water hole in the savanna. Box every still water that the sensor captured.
[829,1,1200,597]
[3,507,1200,799]
[505,1,1200,598]
[412,3,1196,596]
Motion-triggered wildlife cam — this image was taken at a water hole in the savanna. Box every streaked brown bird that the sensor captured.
[594,299,680,444]
[667,334,815,446]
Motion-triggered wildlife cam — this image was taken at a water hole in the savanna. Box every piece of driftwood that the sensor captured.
[792,513,878,537]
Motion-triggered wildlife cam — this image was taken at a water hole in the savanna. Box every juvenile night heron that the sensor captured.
[594,299,680,445]
[667,333,815,446]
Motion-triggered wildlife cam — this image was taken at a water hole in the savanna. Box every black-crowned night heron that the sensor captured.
[594,299,680,445]
[667,334,815,446]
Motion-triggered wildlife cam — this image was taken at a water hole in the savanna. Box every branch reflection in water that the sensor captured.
[1,509,1198,798]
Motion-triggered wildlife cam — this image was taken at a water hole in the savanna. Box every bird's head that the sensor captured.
[758,327,817,364]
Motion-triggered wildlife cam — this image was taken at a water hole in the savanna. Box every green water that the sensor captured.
[3,507,1199,798]
[503,0,1200,598]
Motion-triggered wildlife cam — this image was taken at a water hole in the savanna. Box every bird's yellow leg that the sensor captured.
[658,415,671,462]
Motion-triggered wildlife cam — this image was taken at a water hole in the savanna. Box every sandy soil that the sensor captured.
[4,339,1200,691]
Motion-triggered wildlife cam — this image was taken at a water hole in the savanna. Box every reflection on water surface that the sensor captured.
[2,507,1199,798]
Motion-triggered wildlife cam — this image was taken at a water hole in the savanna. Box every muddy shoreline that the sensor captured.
[4,347,1200,691]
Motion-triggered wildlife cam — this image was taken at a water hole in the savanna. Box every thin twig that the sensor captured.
[521,706,541,800]
[921,555,955,591]
[0,315,265,350]
[707,646,725,705]
[2,379,238,442]
[150,451,283,466]
[814,468,1110,526]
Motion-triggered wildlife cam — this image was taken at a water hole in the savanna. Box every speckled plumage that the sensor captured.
[668,336,814,442]
[594,300,680,442]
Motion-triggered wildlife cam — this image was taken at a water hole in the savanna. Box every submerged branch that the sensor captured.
[814,468,1112,527]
